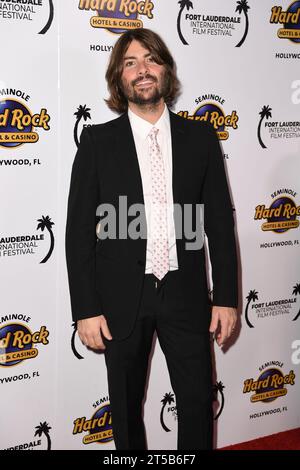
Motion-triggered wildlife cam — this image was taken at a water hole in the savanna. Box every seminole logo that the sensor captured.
[178,94,239,140]
[78,0,154,34]
[0,92,50,148]
[0,323,49,367]
[243,365,295,403]
[254,189,300,233]
[73,402,113,444]
[270,2,300,43]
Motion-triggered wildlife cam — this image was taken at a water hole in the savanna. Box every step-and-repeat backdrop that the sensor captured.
[0,0,299,450]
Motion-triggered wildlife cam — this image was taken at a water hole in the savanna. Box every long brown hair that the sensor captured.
[105,28,181,114]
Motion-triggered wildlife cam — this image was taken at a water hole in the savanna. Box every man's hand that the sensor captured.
[209,306,237,347]
[77,315,113,350]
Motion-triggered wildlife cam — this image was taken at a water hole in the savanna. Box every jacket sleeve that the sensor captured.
[65,127,102,321]
[202,124,238,308]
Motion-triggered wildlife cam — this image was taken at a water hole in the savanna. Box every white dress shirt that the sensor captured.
[128,105,179,274]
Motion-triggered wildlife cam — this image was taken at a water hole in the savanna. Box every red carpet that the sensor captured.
[221,427,300,450]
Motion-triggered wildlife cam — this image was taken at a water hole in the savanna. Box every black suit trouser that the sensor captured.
[103,269,213,450]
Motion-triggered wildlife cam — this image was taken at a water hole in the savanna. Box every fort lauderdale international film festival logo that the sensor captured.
[177,93,239,141]
[33,422,52,450]
[71,320,84,360]
[74,104,92,148]
[243,362,295,405]
[78,0,155,34]
[1,421,52,451]
[176,0,250,47]
[213,381,226,420]
[0,317,50,368]
[73,397,113,445]
[257,105,300,149]
[160,392,177,432]
[270,1,300,43]
[159,384,225,431]
[0,0,54,34]
[0,215,55,263]
[0,88,50,150]
[244,284,300,329]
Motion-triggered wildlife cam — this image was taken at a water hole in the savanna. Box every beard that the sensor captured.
[121,70,169,107]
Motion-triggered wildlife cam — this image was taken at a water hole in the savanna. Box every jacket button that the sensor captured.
[137,260,145,266]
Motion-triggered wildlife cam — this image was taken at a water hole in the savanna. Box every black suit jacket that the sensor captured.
[65,110,238,340]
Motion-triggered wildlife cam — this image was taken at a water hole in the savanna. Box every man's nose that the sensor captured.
[137,60,149,75]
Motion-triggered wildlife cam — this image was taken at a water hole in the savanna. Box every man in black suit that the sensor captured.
[66,28,238,450]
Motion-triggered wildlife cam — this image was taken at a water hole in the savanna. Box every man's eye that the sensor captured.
[125,61,134,67]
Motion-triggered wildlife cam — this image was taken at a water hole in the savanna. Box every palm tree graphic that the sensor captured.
[37,216,55,264]
[39,0,54,35]
[245,289,258,328]
[257,105,272,149]
[292,283,300,321]
[160,392,175,432]
[177,0,193,45]
[74,105,91,148]
[235,0,250,47]
[213,381,225,420]
[34,422,52,450]
[71,322,84,359]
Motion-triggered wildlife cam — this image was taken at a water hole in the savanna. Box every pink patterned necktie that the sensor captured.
[148,127,169,281]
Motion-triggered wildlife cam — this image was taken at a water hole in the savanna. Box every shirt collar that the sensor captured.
[128,103,170,140]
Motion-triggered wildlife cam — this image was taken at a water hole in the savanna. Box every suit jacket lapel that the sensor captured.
[111,112,145,207]
[111,110,187,261]
[169,110,188,262]
[112,110,186,208]
[169,109,186,207]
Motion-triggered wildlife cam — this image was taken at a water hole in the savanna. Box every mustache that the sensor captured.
[132,74,158,86]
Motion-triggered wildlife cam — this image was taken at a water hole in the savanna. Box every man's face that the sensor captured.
[120,39,168,106]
